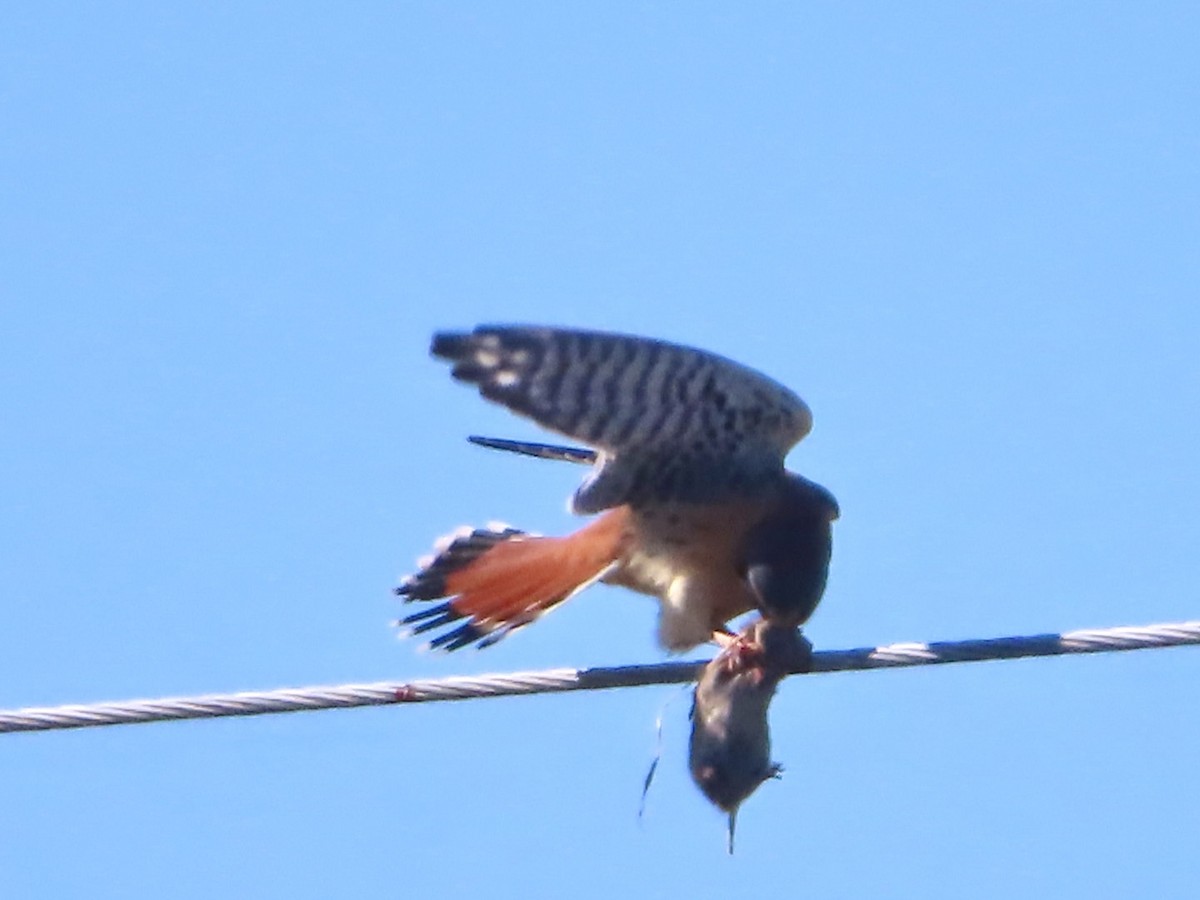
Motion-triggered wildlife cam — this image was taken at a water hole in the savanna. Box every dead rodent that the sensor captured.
[689,618,812,852]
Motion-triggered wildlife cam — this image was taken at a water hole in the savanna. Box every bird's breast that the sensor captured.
[607,500,758,589]
[602,500,768,648]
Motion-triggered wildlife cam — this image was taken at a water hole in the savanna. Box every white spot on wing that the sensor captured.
[432,525,475,553]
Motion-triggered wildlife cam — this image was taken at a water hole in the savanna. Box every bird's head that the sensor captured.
[738,474,838,628]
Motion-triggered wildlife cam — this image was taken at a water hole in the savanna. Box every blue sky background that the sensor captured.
[3,4,1198,897]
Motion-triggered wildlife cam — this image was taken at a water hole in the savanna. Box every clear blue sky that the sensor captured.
[3,4,1198,897]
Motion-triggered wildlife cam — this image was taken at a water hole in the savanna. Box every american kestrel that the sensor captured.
[397,325,839,652]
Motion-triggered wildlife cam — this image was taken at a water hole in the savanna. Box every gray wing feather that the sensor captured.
[432,326,812,513]
[467,435,597,465]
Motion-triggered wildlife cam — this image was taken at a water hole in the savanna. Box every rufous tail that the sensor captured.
[396,508,629,650]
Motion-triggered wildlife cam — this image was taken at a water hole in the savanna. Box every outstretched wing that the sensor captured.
[432,326,813,513]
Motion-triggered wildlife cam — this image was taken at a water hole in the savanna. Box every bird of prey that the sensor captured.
[396,325,839,652]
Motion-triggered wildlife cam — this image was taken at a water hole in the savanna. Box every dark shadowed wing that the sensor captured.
[432,326,813,513]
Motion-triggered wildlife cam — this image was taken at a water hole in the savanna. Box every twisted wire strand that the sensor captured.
[2,619,1197,735]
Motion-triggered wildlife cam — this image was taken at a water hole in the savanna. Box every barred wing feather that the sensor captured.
[432,326,812,513]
